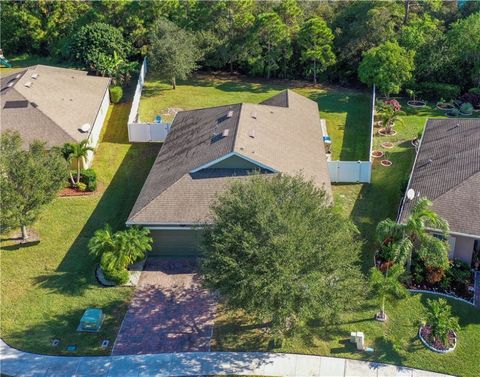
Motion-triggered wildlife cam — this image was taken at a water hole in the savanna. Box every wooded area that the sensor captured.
[1,1,479,95]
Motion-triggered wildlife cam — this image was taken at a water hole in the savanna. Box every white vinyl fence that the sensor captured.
[326,85,375,183]
[127,58,170,142]
[328,161,372,183]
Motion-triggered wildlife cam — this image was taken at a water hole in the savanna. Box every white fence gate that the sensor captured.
[328,161,372,183]
[127,58,170,142]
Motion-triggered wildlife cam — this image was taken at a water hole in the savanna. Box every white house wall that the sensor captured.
[85,86,110,168]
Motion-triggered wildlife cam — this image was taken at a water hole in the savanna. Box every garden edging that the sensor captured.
[408,289,475,307]
[418,327,457,354]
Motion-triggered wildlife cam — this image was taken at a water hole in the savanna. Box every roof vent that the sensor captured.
[7,82,14,88]
[31,73,39,79]
[226,110,234,118]
[249,130,256,138]
[15,74,21,79]
[222,129,230,137]
[251,111,257,119]
[79,123,91,133]
[24,81,32,88]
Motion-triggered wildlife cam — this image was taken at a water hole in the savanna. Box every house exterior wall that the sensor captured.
[451,235,476,264]
[84,87,110,168]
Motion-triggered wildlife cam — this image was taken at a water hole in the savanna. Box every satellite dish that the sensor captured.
[80,123,91,133]
[407,188,415,200]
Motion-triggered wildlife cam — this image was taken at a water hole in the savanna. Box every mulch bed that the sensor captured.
[420,325,456,352]
[58,187,95,197]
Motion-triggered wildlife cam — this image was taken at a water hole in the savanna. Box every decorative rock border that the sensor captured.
[408,289,475,306]
[436,103,455,111]
[371,150,384,158]
[378,128,397,136]
[407,100,427,108]
[418,326,457,354]
[95,259,146,287]
[95,265,116,287]
[381,142,394,149]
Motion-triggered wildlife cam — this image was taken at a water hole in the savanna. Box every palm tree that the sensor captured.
[376,198,449,271]
[60,143,76,187]
[88,224,115,258]
[370,264,407,320]
[65,140,94,185]
[116,226,153,267]
[379,103,405,134]
[425,298,460,347]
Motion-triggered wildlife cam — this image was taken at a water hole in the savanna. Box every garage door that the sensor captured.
[149,229,203,256]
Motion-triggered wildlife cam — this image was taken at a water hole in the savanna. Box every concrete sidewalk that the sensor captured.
[0,339,453,377]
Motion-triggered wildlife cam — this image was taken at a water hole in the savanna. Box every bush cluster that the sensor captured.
[109,86,123,104]
[80,169,97,191]
[409,82,461,101]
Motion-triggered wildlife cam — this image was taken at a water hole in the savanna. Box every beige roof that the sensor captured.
[128,90,332,225]
[1,65,110,148]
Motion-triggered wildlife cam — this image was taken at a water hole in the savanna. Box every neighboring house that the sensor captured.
[398,118,480,265]
[127,90,332,256]
[0,65,111,167]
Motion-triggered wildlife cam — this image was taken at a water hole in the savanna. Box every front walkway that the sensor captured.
[112,258,216,355]
[0,339,453,377]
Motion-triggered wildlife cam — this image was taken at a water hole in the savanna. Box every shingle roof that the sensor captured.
[399,118,480,236]
[128,90,332,225]
[1,65,110,149]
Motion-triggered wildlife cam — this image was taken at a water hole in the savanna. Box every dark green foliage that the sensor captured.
[89,225,153,286]
[103,267,129,285]
[2,1,479,89]
[202,174,365,336]
[469,87,480,95]
[439,259,472,297]
[409,82,460,101]
[68,22,130,75]
[425,298,460,347]
[109,86,123,104]
[0,131,68,239]
[80,169,97,192]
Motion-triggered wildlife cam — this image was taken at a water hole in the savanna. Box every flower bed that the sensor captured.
[380,142,394,149]
[58,187,95,197]
[380,160,392,167]
[378,128,397,136]
[371,150,384,158]
[418,325,457,353]
[407,100,427,108]
[436,102,455,111]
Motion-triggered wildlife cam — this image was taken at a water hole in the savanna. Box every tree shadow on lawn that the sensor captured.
[349,148,415,272]
[5,298,129,356]
[306,90,371,161]
[33,142,160,296]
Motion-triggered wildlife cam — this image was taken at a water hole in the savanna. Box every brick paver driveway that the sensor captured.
[112,258,216,355]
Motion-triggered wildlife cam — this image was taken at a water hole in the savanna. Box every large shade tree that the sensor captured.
[148,18,202,89]
[358,41,415,98]
[0,131,68,240]
[297,17,336,85]
[202,174,365,337]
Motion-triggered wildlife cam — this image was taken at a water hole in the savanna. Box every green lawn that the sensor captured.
[0,103,160,355]
[139,73,371,161]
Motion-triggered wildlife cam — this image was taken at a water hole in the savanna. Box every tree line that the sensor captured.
[2,1,479,95]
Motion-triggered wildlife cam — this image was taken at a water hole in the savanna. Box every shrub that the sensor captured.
[103,266,129,285]
[411,82,460,101]
[384,99,401,111]
[80,168,97,191]
[468,87,480,95]
[441,259,472,296]
[425,266,445,285]
[109,86,123,104]
[460,102,474,114]
[459,92,480,109]
[77,182,87,192]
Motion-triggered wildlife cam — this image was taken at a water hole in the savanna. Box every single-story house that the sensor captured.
[0,65,111,167]
[398,118,480,265]
[127,90,332,256]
